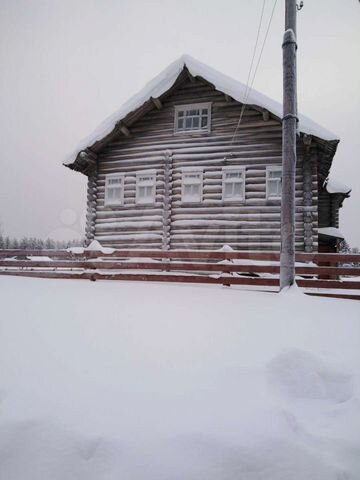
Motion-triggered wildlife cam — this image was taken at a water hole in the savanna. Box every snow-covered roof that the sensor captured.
[318,227,344,239]
[64,54,339,167]
[325,177,352,195]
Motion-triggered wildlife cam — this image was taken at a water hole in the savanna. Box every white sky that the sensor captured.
[0,0,359,245]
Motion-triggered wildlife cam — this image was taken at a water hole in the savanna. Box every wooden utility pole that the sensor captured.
[280,0,299,290]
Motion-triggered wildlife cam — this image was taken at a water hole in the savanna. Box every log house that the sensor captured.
[64,56,351,252]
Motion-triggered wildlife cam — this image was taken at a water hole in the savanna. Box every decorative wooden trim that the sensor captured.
[119,122,131,137]
[151,97,162,110]
[262,109,270,121]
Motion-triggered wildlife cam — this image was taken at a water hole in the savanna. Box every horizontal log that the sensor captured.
[0,268,359,292]
[0,270,280,286]
[305,293,360,301]
[1,261,359,277]
[297,279,360,289]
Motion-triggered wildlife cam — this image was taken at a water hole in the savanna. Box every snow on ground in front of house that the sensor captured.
[0,276,359,480]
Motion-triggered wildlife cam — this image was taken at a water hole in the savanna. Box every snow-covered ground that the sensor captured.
[0,276,359,480]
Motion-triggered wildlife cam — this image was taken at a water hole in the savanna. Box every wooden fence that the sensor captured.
[0,249,360,300]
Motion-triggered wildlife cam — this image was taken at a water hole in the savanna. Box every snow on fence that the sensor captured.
[0,249,360,300]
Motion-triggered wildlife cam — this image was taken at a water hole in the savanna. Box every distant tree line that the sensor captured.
[339,239,360,267]
[0,234,82,250]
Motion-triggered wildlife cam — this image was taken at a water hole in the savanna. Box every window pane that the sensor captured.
[201,117,208,127]
[269,170,282,179]
[202,108,208,115]
[108,177,122,185]
[226,171,240,179]
[276,181,281,195]
[178,118,184,129]
[234,183,242,196]
[185,117,192,129]
[268,180,280,196]
[224,183,233,197]
[192,184,200,195]
[183,173,201,201]
[193,117,199,128]
[108,187,121,201]
[178,111,184,117]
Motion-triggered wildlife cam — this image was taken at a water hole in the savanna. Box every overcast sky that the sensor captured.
[1,0,359,245]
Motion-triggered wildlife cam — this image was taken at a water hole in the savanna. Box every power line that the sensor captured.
[230,0,279,147]
[230,0,266,148]
[243,0,266,105]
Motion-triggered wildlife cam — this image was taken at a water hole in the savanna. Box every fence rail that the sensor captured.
[1,249,360,300]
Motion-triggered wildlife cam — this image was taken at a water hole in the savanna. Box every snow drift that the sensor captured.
[0,277,359,479]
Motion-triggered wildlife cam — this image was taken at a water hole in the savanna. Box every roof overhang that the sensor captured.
[318,227,345,240]
[64,55,340,174]
[325,177,352,196]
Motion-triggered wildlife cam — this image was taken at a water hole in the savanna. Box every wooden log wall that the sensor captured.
[302,151,317,252]
[94,78,319,251]
[318,188,342,230]
[84,163,98,246]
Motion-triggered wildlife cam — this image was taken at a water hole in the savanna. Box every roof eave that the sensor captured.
[64,55,341,172]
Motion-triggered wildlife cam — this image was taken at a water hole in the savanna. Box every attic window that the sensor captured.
[174,103,211,133]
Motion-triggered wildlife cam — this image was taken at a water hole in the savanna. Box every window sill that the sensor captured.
[135,202,157,207]
[104,203,123,209]
[222,198,245,203]
[173,129,211,136]
[266,199,282,205]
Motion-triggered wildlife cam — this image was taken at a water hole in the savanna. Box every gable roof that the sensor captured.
[64,54,339,172]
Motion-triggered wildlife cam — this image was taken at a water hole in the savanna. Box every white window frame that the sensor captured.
[104,173,124,206]
[266,166,282,200]
[136,170,156,205]
[181,169,203,203]
[174,102,211,134]
[222,167,246,202]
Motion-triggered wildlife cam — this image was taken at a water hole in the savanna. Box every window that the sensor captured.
[175,103,211,133]
[222,168,245,201]
[105,174,124,206]
[182,171,203,203]
[266,166,282,200]
[136,171,156,204]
